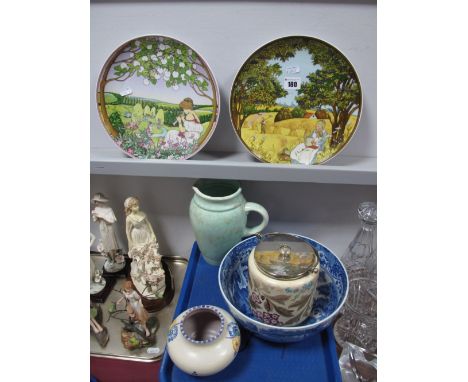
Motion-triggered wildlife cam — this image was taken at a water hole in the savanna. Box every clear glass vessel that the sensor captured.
[334,277,377,354]
[335,202,377,355]
[341,202,377,281]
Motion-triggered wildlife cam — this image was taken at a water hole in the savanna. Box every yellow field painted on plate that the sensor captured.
[240,112,357,163]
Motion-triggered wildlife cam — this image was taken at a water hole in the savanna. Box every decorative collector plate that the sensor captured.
[97,36,220,159]
[230,36,362,165]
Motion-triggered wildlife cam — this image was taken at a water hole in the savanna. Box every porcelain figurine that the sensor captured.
[91,193,125,273]
[106,280,158,350]
[114,280,160,350]
[166,305,240,376]
[248,233,320,327]
[124,197,166,299]
[117,280,151,337]
[90,266,106,295]
[190,179,269,265]
[90,232,106,295]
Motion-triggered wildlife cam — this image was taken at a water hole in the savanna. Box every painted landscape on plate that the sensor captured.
[230,36,362,165]
[98,36,219,159]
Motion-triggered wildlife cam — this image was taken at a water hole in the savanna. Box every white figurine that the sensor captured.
[91,193,125,273]
[124,196,166,299]
[90,232,106,295]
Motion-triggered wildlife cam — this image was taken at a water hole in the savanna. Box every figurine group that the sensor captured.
[90,193,166,350]
[91,193,166,299]
[124,197,166,299]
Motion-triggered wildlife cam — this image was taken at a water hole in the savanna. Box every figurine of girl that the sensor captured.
[162,98,203,148]
[124,196,166,299]
[290,120,329,165]
[117,280,151,337]
[91,193,125,272]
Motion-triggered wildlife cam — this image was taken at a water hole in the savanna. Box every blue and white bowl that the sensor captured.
[218,234,348,343]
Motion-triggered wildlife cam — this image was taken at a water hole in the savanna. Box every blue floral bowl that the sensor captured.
[218,234,348,343]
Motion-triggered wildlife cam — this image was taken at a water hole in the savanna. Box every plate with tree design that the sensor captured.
[230,36,362,165]
[97,36,220,159]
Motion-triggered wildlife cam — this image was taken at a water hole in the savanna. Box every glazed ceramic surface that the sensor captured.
[189,179,269,265]
[166,305,240,376]
[248,243,320,327]
[219,235,348,343]
[124,196,166,299]
[230,36,362,165]
[97,35,220,159]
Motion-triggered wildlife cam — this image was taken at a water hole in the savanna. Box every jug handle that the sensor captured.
[243,202,269,237]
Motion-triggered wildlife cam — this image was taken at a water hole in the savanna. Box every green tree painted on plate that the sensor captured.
[133,103,143,122]
[296,43,361,148]
[291,106,305,118]
[231,60,287,131]
[108,111,125,135]
[155,109,165,124]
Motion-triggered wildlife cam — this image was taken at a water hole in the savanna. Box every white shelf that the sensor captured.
[91,147,376,185]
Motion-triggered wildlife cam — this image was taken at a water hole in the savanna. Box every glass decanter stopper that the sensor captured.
[341,202,377,280]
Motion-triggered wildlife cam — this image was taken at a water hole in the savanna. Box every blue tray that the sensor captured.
[160,243,342,382]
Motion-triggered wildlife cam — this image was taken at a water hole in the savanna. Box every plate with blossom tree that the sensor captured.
[97,36,220,159]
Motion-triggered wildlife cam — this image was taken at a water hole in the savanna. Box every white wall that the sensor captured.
[91,0,376,157]
[90,175,376,258]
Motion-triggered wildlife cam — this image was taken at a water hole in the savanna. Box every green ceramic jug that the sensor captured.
[190,179,269,265]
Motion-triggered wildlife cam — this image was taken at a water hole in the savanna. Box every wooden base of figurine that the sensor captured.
[133,259,175,313]
[102,255,132,278]
[121,316,159,350]
[91,276,116,304]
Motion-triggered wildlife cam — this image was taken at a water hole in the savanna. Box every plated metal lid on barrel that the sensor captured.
[230,36,362,165]
[97,35,220,160]
[253,233,319,280]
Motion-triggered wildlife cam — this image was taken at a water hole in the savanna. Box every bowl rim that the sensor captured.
[218,233,349,332]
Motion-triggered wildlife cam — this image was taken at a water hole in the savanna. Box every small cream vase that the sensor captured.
[166,305,240,376]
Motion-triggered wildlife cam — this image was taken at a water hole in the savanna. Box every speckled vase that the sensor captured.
[166,305,241,376]
[189,179,269,265]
